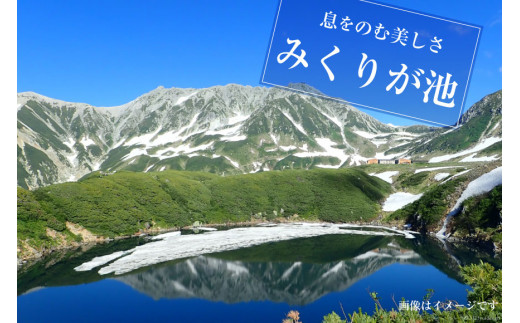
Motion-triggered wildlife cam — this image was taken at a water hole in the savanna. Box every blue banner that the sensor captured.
[261,0,482,127]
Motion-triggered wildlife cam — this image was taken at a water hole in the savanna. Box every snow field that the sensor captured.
[369,171,399,184]
[382,192,423,211]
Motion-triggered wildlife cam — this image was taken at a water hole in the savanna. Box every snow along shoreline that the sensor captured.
[74,223,417,275]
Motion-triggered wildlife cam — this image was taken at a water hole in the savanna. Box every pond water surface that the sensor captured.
[18,225,500,322]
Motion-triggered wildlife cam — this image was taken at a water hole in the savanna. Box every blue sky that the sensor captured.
[17,0,501,126]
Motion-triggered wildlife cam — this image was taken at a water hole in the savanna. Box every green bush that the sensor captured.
[312,262,502,323]
[322,312,345,323]
[18,169,392,240]
[46,216,66,232]
[399,172,429,188]
[452,185,502,239]
[461,261,501,306]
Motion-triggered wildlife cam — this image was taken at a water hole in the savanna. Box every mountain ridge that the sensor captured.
[17,84,432,189]
[17,85,501,189]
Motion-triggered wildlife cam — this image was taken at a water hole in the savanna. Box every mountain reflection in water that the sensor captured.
[117,245,425,305]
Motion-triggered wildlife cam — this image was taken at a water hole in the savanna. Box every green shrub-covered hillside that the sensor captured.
[452,185,502,246]
[17,187,82,254]
[18,169,391,244]
[386,178,466,232]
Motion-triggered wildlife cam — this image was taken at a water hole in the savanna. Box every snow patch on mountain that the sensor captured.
[440,169,471,184]
[451,167,502,211]
[281,110,308,136]
[124,113,203,149]
[371,139,388,148]
[64,138,78,165]
[434,173,450,181]
[221,134,247,142]
[123,148,148,161]
[228,113,250,125]
[348,154,368,166]
[354,130,420,140]
[269,133,279,145]
[152,113,202,146]
[370,171,399,184]
[154,141,215,160]
[175,91,198,105]
[224,156,240,168]
[294,138,348,168]
[491,121,500,132]
[206,124,242,136]
[429,137,502,163]
[383,192,423,211]
[280,145,297,151]
[353,130,379,139]
[414,166,464,174]
[80,136,96,147]
[124,128,162,147]
[460,153,498,162]
[64,137,75,150]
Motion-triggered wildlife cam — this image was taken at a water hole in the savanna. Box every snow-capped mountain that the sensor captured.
[17,84,435,189]
[17,85,501,189]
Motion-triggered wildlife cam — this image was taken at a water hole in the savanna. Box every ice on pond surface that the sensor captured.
[75,223,415,275]
[74,249,136,272]
[195,227,218,231]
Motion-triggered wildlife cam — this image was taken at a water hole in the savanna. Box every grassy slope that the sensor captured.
[18,169,392,252]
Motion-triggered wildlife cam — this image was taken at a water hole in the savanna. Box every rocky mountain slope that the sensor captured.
[17,85,434,189]
[17,86,501,189]
[383,90,502,162]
